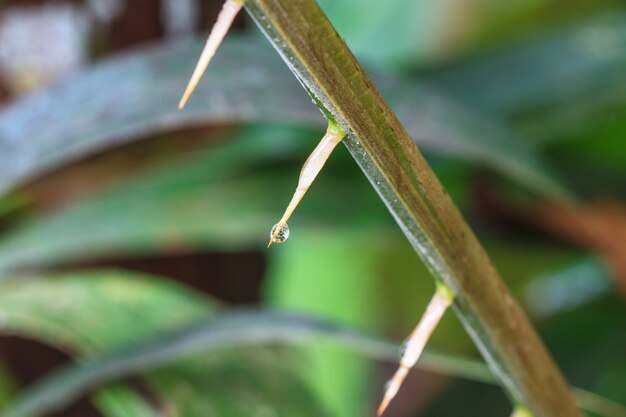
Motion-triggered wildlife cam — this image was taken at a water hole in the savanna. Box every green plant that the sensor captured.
[0,2,624,417]
[183,1,580,415]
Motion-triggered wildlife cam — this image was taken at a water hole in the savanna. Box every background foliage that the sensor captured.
[0,1,624,416]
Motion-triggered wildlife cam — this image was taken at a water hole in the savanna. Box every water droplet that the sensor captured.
[384,379,393,392]
[399,340,410,360]
[270,223,290,243]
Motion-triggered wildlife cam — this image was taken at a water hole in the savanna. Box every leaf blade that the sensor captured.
[0,37,566,201]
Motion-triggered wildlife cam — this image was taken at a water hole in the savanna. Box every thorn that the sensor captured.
[267,222,286,248]
[377,368,405,417]
[377,395,393,417]
[178,0,243,109]
[266,125,344,249]
[375,286,454,415]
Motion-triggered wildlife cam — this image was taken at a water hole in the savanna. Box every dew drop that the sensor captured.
[399,340,410,360]
[270,223,290,244]
[384,379,393,392]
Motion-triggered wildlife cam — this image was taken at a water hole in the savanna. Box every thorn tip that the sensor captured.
[377,395,393,417]
[267,224,282,248]
[177,0,242,109]
[375,290,453,416]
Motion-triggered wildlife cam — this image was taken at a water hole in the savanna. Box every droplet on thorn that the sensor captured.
[266,124,344,249]
[269,223,289,245]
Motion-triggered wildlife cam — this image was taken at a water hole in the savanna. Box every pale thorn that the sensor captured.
[178,0,243,109]
[377,372,404,416]
[377,285,455,416]
[267,124,345,248]
[376,395,393,417]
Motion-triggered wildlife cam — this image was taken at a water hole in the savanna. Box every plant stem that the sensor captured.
[242,1,584,416]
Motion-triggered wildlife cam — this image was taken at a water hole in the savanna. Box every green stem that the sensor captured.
[242,1,583,416]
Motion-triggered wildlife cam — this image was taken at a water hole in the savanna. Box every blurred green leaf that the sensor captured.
[267,233,625,416]
[92,384,157,417]
[316,0,451,67]
[0,307,493,417]
[482,239,585,294]
[0,126,390,275]
[0,271,330,417]
[317,0,617,69]
[523,257,612,317]
[0,37,314,199]
[3,300,623,417]
[0,360,18,411]
[472,1,624,48]
[0,36,566,204]
[545,129,626,196]
[264,232,384,417]
[379,78,569,197]
[429,12,626,145]
[538,291,626,416]
[483,242,624,417]
[0,118,572,275]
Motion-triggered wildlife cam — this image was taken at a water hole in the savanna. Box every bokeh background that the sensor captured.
[0,1,624,416]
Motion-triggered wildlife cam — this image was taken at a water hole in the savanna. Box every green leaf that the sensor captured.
[522,257,612,317]
[0,272,212,353]
[0,36,565,202]
[263,232,384,417]
[0,271,330,417]
[4,304,624,417]
[0,120,567,276]
[317,0,600,69]
[0,360,19,411]
[0,126,390,275]
[316,0,452,67]
[385,80,567,196]
[0,309,491,417]
[0,37,313,198]
[429,13,626,144]
[92,384,157,417]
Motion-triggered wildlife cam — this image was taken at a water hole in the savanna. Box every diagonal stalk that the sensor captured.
[241,1,583,416]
